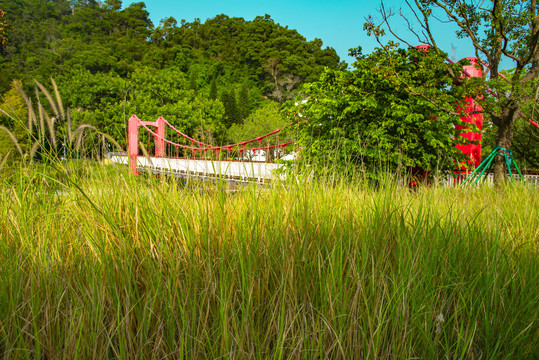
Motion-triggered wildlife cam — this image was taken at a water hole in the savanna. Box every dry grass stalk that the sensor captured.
[66,108,73,144]
[139,141,154,166]
[101,132,122,152]
[73,124,95,151]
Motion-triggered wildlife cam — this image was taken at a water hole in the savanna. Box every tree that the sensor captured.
[228,101,293,159]
[283,47,468,178]
[511,115,539,169]
[238,83,250,120]
[189,69,197,93]
[264,57,301,104]
[153,16,178,47]
[119,2,152,40]
[102,0,122,11]
[209,76,218,100]
[0,1,343,147]
[220,89,239,128]
[366,0,539,183]
[228,101,287,141]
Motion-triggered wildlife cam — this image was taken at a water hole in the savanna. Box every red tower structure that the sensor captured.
[414,45,483,177]
[455,57,483,173]
[128,115,165,175]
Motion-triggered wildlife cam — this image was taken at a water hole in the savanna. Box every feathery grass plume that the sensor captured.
[0,125,23,156]
[99,132,123,152]
[138,141,154,166]
[66,108,73,144]
[35,88,45,142]
[28,98,35,133]
[0,108,15,121]
[35,79,59,119]
[51,77,65,121]
[74,125,96,152]
[39,102,57,149]
[29,141,40,159]
[13,79,36,133]
[0,149,12,171]
[71,127,124,155]
[3,79,119,166]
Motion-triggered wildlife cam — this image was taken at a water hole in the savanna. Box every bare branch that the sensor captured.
[379,0,417,48]
[430,0,489,67]
[400,6,429,44]
[409,0,463,80]
[408,0,440,48]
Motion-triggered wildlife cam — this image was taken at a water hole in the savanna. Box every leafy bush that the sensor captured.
[284,47,472,178]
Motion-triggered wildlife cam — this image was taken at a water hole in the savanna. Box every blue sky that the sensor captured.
[137,0,478,66]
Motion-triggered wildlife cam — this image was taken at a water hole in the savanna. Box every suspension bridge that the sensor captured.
[111,47,538,184]
[109,115,296,183]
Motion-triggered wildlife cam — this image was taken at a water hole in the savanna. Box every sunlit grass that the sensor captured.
[0,162,537,359]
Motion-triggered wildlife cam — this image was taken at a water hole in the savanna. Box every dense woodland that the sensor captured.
[0,0,341,153]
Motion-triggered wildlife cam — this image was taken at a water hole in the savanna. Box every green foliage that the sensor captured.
[284,47,469,176]
[220,88,240,128]
[0,84,27,163]
[238,82,250,120]
[209,75,218,100]
[189,69,197,93]
[56,66,226,146]
[511,117,539,170]
[228,101,293,146]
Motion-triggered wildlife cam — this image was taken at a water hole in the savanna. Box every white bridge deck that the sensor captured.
[110,155,285,183]
[110,155,539,186]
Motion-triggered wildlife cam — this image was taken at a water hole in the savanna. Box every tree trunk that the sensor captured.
[492,110,518,184]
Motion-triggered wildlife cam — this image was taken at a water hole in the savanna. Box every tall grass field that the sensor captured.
[0,162,537,359]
